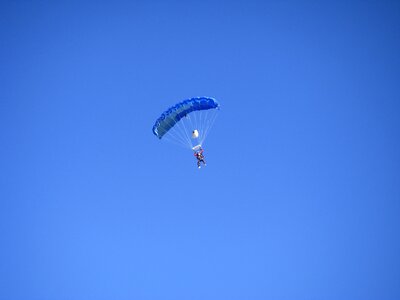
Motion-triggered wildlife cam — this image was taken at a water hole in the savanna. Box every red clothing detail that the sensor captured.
[194,149,204,157]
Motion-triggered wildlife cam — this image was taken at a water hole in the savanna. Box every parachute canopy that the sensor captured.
[152,97,220,149]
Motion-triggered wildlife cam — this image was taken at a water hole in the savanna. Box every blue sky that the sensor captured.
[1,1,400,299]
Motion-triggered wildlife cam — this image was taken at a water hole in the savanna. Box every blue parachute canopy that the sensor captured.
[152,97,219,139]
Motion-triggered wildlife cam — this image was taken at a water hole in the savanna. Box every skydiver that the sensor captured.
[194,147,206,168]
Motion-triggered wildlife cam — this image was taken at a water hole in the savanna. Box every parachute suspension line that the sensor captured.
[202,112,216,145]
[169,118,191,146]
[184,116,195,147]
[163,117,192,149]
[169,124,190,148]
[199,109,218,145]
[163,134,189,148]
[185,116,196,147]
[187,113,196,144]
[192,113,197,133]
[196,110,204,145]
[199,109,209,144]
[194,109,204,145]
[197,110,206,145]
[176,117,193,148]
[197,109,206,144]
[200,110,208,144]
[191,110,201,147]
[164,127,188,148]
[193,113,202,148]
[193,108,198,129]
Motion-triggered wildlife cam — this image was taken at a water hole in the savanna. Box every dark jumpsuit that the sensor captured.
[194,149,206,167]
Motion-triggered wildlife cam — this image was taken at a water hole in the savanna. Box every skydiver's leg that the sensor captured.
[197,160,201,168]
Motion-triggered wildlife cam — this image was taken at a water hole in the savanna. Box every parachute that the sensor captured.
[152,97,220,149]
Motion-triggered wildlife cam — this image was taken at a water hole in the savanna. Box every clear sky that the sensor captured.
[1,1,400,299]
